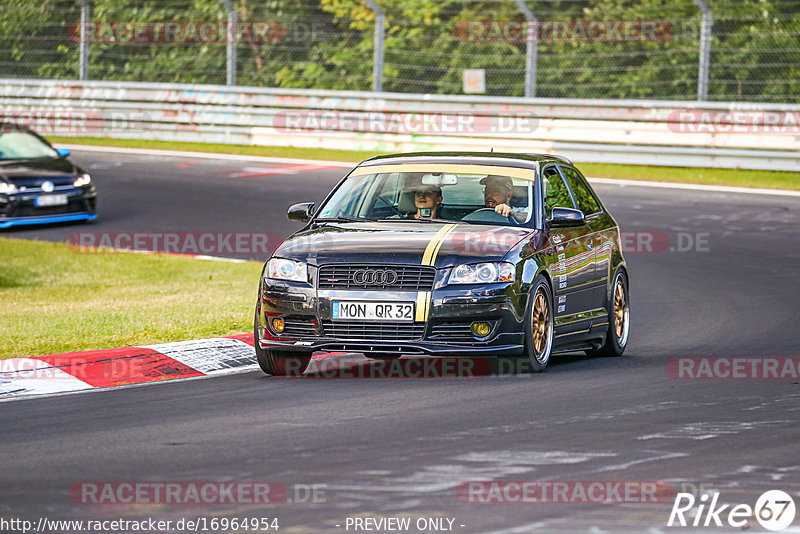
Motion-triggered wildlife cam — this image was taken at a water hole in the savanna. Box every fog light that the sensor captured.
[472,322,491,337]
[272,318,285,333]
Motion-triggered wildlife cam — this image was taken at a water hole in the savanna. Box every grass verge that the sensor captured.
[579,162,800,191]
[50,136,377,164]
[50,136,800,191]
[0,237,262,359]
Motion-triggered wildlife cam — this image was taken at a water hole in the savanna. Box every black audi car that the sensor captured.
[256,152,629,375]
[0,123,97,229]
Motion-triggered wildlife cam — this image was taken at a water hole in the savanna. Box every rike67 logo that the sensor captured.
[668,490,796,531]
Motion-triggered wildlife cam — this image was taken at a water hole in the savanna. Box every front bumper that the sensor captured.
[0,212,97,229]
[0,187,97,229]
[257,273,527,357]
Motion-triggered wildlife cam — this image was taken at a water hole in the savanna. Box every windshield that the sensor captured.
[316,164,536,227]
[0,131,58,159]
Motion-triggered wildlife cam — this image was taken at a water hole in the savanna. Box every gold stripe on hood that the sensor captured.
[415,291,430,322]
[415,223,457,322]
[421,223,458,267]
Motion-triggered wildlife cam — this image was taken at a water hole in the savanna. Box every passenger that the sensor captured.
[412,183,443,219]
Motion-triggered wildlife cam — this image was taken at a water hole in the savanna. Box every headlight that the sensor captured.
[0,182,18,195]
[73,173,91,187]
[448,262,515,284]
[267,258,308,283]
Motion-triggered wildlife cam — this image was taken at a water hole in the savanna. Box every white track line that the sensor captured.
[0,336,260,402]
[0,364,260,404]
[63,144,800,198]
[588,177,800,198]
[60,143,353,168]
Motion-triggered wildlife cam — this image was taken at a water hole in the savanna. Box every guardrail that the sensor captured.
[2,79,799,171]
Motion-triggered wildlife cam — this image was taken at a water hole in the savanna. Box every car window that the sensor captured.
[442,176,484,206]
[318,173,375,218]
[560,166,601,216]
[317,168,536,227]
[366,172,402,217]
[0,131,58,159]
[542,165,574,218]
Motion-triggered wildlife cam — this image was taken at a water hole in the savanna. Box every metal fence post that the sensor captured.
[693,0,711,101]
[364,0,385,92]
[77,0,90,80]
[220,0,237,86]
[513,0,537,98]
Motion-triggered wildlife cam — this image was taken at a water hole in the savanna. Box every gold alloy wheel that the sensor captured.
[614,279,627,340]
[531,290,550,357]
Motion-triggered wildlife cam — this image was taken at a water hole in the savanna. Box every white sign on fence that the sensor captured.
[463,69,486,94]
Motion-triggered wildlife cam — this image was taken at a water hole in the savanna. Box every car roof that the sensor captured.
[359,151,572,170]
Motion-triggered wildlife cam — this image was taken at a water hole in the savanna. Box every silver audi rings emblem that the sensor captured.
[353,269,398,286]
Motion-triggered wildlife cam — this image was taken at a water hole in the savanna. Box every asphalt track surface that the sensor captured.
[2,149,800,533]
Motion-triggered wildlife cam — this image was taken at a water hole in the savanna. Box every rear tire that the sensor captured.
[523,275,555,373]
[254,310,311,376]
[586,269,629,357]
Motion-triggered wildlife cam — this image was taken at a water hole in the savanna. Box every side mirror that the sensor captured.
[287,202,315,222]
[547,207,585,228]
[56,148,71,158]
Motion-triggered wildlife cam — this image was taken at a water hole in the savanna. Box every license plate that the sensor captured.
[332,301,414,322]
[35,195,68,207]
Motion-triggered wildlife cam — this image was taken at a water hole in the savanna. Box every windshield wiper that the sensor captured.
[315,216,376,223]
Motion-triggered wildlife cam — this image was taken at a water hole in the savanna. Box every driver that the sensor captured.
[480,175,527,222]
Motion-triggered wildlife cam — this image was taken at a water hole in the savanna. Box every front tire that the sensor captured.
[523,276,555,373]
[254,310,311,376]
[587,269,629,357]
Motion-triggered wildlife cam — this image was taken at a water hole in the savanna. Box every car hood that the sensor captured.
[274,221,533,268]
[0,157,80,187]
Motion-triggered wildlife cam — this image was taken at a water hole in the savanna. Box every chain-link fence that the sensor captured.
[1,0,799,103]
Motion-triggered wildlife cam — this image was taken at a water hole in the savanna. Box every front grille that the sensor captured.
[322,321,425,341]
[430,322,474,340]
[318,264,435,291]
[281,317,317,337]
[9,198,88,217]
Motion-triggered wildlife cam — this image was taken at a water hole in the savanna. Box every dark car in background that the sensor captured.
[255,152,630,375]
[0,123,96,229]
